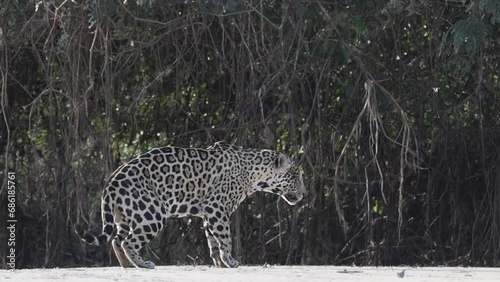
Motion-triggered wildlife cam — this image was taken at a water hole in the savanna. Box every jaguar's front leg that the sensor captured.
[203,212,239,268]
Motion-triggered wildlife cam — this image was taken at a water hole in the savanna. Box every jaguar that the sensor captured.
[75,142,306,269]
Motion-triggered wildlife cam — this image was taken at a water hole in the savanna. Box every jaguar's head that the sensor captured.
[254,152,306,205]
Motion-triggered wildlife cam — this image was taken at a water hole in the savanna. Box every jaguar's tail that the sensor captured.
[75,190,115,246]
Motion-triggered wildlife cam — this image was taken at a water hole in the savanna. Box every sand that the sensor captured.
[2,265,499,282]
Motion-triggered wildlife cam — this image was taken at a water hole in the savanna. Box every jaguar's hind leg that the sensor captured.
[121,223,161,269]
[204,222,225,267]
[112,225,132,267]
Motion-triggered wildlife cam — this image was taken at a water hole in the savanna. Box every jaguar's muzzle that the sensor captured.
[282,192,303,205]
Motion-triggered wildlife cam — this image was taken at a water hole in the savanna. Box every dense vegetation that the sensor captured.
[1,0,500,268]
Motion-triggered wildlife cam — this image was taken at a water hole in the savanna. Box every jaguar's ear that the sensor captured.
[274,153,288,168]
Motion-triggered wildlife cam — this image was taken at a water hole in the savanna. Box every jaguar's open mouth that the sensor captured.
[283,192,302,205]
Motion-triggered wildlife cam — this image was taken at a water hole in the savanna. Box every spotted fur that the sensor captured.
[75,142,306,269]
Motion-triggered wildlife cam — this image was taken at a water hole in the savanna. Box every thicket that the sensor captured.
[1,0,500,268]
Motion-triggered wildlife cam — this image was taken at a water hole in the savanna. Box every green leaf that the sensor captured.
[352,15,367,35]
[445,19,492,56]
[478,0,500,23]
[86,0,118,27]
